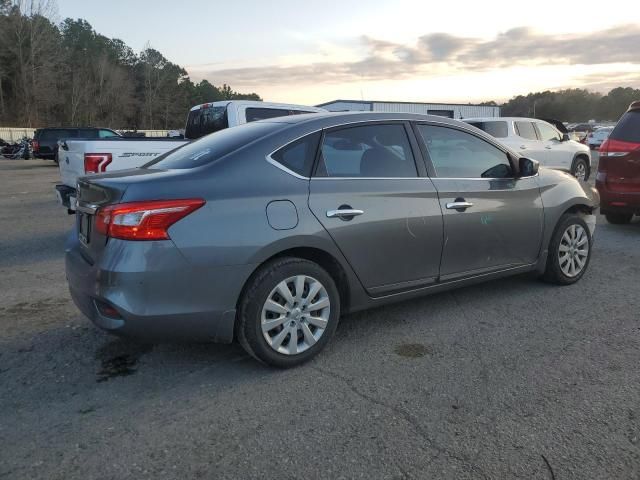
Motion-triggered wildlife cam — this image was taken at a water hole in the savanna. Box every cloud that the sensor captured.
[191,24,640,87]
[571,71,640,91]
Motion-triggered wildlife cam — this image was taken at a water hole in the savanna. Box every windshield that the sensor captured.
[185,105,229,139]
[145,121,282,170]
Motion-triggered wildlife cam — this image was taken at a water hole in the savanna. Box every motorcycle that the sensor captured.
[1,137,32,160]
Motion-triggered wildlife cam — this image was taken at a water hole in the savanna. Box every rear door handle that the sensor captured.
[545,146,552,149]
[446,201,474,211]
[326,208,364,219]
[520,145,527,149]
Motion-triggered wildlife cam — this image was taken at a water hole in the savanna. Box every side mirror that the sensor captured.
[561,133,570,142]
[519,157,539,177]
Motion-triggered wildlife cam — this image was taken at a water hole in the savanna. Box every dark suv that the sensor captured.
[596,101,640,224]
[33,127,120,161]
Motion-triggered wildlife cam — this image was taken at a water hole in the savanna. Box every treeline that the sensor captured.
[490,87,640,122]
[0,0,261,129]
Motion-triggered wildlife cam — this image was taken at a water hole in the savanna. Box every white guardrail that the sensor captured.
[0,128,171,142]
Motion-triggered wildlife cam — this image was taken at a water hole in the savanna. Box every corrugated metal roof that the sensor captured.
[318,99,500,118]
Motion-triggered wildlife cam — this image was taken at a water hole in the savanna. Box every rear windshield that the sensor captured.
[610,111,640,143]
[145,121,281,170]
[185,105,229,139]
[466,121,508,138]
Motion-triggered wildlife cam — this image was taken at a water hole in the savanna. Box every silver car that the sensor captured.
[66,112,599,367]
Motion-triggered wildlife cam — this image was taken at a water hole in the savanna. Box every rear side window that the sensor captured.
[185,106,229,139]
[514,121,538,140]
[417,124,513,178]
[316,124,417,178]
[466,121,508,138]
[145,121,281,170]
[79,129,98,138]
[245,108,295,122]
[610,111,640,143]
[270,132,320,177]
[41,129,76,141]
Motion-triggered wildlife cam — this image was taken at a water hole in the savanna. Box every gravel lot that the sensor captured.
[1,156,639,479]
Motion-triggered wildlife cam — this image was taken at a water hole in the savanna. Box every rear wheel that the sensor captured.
[237,257,340,368]
[542,214,592,285]
[605,213,633,224]
[571,157,589,181]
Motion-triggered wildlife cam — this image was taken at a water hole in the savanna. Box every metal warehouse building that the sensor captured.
[317,99,500,119]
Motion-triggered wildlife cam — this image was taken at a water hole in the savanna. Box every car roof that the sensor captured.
[258,111,468,128]
[463,117,546,122]
[189,100,326,112]
[35,127,108,131]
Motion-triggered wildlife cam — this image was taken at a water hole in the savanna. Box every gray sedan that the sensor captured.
[65,112,599,367]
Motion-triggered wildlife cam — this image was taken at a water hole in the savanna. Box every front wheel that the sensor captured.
[237,257,340,368]
[542,214,592,285]
[571,157,589,181]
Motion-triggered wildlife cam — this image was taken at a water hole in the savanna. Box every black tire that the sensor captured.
[571,156,590,181]
[542,214,592,285]
[237,257,340,368]
[605,213,633,225]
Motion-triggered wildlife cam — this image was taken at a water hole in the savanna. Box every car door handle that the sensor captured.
[545,146,552,149]
[446,201,474,211]
[326,208,364,219]
[520,145,527,149]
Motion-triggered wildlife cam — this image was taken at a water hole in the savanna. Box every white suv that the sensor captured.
[464,117,592,180]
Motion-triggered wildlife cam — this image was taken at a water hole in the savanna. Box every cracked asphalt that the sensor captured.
[1,157,639,479]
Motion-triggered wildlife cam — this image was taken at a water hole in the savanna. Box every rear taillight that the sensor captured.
[32,140,39,152]
[95,199,205,241]
[84,153,112,173]
[599,139,640,157]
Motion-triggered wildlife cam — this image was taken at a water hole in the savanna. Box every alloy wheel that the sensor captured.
[574,162,587,181]
[261,275,331,355]
[558,224,589,277]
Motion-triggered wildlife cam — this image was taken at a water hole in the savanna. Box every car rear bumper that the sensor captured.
[596,179,640,214]
[55,184,76,210]
[65,231,257,343]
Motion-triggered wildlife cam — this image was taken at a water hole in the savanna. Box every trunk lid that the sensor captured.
[74,168,196,262]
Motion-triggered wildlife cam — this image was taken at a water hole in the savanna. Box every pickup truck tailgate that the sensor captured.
[57,138,188,189]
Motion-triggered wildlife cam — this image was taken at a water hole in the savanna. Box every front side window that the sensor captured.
[316,124,417,178]
[465,121,508,138]
[417,124,513,178]
[99,129,119,138]
[514,121,538,140]
[246,108,293,122]
[270,132,320,177]
[536,122,561,141]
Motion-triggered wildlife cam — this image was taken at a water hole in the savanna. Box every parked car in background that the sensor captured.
[596,101,640,224]
[464,117,592,180]
[587,126,614,149]
[65,112,599,367]
[33,127,120,162]
[55,101,326,211]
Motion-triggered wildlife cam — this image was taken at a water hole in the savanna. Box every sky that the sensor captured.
[55,0,640,105]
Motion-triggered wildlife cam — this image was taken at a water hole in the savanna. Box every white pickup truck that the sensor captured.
[55,100,326,210]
